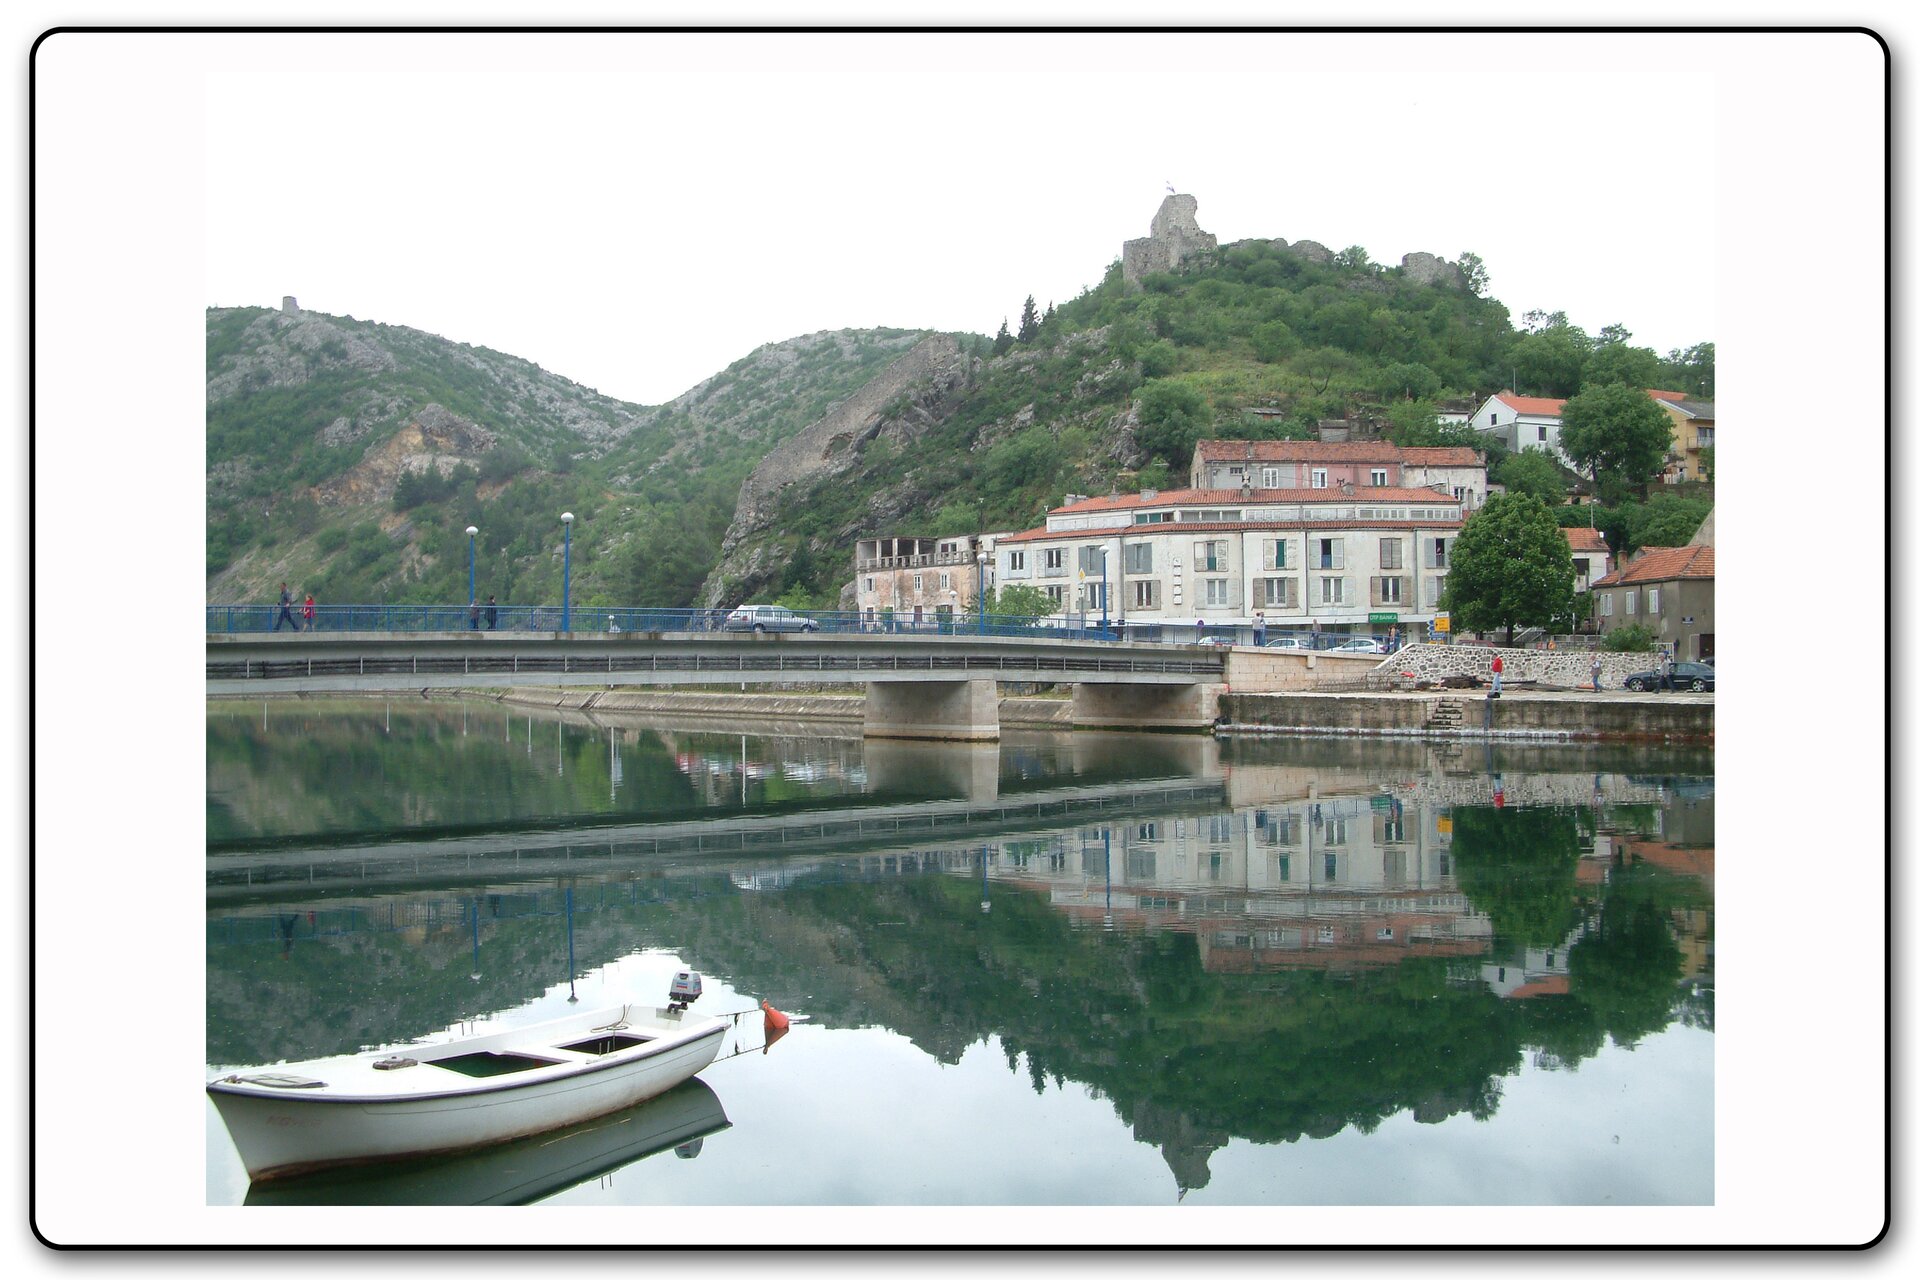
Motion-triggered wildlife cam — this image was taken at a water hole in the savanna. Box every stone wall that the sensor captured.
[1218,690,1713,743]
[1380,643,1661,690]
[1121,194,1219,286]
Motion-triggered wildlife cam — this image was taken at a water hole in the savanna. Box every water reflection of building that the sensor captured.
[982,794,1498,974]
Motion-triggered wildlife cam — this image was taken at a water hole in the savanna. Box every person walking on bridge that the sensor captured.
[274,583,299,631]
[302,593,316,632]
[486,594,498,630]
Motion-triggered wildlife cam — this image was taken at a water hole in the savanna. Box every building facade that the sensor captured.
[853,534,993,626]
[1654,397,1716,483]
[1563,525,1613,594]
[994,482,1468,639]
[1589,545,1716,661]
[1190,440,1487,509]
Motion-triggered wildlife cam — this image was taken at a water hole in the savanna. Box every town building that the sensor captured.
[1588,544,1715,661]
[1563,525,1613,594]
[852,534,995,627]
[993,480,1467,640]
[1469,391,1571,464]
[1654,396,1716,483]
[1189,440,1488,509]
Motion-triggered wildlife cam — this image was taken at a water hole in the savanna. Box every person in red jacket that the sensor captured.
[1491,652,1504,695]
[302,593,316,632]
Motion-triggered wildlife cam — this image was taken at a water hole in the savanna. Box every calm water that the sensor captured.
[206,699,1714,1206]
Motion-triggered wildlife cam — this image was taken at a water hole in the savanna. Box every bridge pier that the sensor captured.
[863,679,1000,742]
[1071,682,1224,733]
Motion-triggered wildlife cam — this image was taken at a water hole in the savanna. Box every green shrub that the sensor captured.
[1602,624,1658,652]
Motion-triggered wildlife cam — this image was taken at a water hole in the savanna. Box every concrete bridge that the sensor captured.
[207,631,1332,739]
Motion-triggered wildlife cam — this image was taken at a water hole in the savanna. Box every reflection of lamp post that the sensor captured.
[466,525,479,618]
[560,512,575,632]
[977,550,988,635]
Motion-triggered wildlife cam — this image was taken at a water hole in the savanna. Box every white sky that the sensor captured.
[202,31,1719,406]
[14,4,1901,1262]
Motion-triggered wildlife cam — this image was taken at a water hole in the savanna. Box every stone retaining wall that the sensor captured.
[1218,691,1713,743]
[1383,643,1660,690]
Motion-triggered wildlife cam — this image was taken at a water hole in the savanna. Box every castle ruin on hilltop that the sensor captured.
[1120,192,1465,290]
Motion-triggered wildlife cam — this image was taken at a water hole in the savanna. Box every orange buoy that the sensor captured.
[761,999,790,1032]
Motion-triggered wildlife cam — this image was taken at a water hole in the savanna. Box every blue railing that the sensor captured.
[206,604,1126,642]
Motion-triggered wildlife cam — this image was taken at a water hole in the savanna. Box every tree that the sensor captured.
[1581,342,1663,390]
[1494,447,1567,505]
[1457,250,1489,295]
[1385,399,1482,449]
[1134,380,1211,470]
[982,583,1058,620]
[1017,295,1040,343]
[1661,341,1715,398]
[1441,492,1578,644]
[993,319,1013,356]
[1507,319,1592,397]
[1375,361,1441,401]
[1559,383,1674,501]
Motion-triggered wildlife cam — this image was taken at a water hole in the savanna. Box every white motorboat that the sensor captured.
[208,991,728,1184]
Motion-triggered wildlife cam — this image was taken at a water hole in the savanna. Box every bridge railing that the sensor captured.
[207,604,1124,642]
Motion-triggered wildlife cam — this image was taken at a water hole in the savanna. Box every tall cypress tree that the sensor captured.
[993,318,1013,356]
[1017,295,1040,343]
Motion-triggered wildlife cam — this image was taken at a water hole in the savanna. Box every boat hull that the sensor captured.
[209,1006,726,1183]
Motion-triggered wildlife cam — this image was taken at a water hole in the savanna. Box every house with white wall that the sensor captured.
[1470,391,1569,463]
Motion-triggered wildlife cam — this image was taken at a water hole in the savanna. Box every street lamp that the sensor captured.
[1100,546,1110,634]
[466,525,479,622]
[560,512,574,633]
[977,550,988,635]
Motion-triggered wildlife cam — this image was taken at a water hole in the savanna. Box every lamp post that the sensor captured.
[466,525,479,620]
[1100,546,1110,634]
[560,511,574,633]
[977,550,988,635]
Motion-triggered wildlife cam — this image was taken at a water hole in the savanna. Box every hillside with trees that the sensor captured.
[207,217,1711,613]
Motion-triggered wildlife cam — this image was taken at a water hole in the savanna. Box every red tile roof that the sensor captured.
[1590,545,1714,586]
[1493,391,1567,417]
[1398,446,1484,466]
[1563,527,1609,553]
[996,516,1467,544]
[1194,440,1410,464]
[1049,486,1465,514]
[1646,388,1690,402]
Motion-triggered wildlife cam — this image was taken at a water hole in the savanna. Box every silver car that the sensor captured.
[724,604,819,633]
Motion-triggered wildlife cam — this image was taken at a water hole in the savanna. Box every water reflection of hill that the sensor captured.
[208,770,1710,1195]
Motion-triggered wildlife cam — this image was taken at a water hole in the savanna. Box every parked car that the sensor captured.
[1197,635,1236,647]
[1262,637,1311,651]
[1624,661,1715,692]
[724,604,819,633]
[1330,637,1386,654]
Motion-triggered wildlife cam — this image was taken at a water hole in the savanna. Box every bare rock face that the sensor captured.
[700,334,973,604]
[1122,193,1219,286]
[1400,251,1466,289]
[1289,239,1334,265]
[206,310,397,403]
[310,403,497,508]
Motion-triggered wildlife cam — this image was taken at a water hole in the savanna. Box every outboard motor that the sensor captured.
[667,969,703,1013]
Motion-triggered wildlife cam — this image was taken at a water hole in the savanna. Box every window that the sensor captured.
[1697,427,1715,446]
[1601,593,1614,616]
[1042,548,1066,573]
[1321,577,1345,604]
[1204,578,1232,606]
[1311,467,1329,489]
[1490,412,1499,425]
[1379,538,1403,570]
[1262,578,1296,607]
[1454,485,1468,503]
[939,572,951,590]
[1649,587,1662,612]
[1376,576,1403,604]
[1538,425,1549,443]
[1316,537,1344,569]
[1261,466,1280,487]
[1276,815,1301,845]
[1132,580,1160,608]
[863,577,874,593]
[1276,854,1291,882]
[1265,538,1289,570]
[1324,818,1348,846]
[1625,592,1637,614]
[1574,557,1589,580]
[1007,550,1026,572]
[913,573,923,591]
[1370,468,1389,486]
[1045,584,1066,605]
[1083,582,1107,611]
[1194,539,1227,572]
[1124,542,1154,574]
[1426,537,1448,568]
[1132,511,1173,524]
[1078,545,1104,574]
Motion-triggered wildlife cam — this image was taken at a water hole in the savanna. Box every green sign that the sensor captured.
[1368,612,1399,624]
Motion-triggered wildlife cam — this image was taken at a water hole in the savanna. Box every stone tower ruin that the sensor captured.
[1121,193,1218,287]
